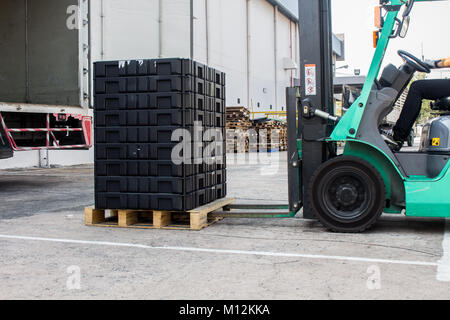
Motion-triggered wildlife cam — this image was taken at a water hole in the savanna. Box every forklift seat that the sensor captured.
[431,96,450,111]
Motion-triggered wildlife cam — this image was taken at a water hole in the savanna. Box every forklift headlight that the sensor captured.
[373,31,380,48]
[374,6,383,29]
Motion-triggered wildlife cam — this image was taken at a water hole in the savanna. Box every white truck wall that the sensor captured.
[0,0,85,106]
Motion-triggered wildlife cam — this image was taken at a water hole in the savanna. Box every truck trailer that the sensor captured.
[0,0,92,160]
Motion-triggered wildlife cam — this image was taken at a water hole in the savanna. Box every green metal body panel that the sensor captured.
[344,141,405,214]
[404,162,450,217]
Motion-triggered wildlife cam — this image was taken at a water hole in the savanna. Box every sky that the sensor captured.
[279,0,450,78]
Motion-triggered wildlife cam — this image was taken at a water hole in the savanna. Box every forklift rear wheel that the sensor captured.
[308,156,386,233]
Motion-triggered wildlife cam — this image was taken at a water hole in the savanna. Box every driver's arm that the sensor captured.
[437,57,450,68]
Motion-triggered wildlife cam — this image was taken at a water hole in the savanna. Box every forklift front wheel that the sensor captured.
[308,156,386,233]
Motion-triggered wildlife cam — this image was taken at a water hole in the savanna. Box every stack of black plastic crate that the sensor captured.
[93,58,226,212]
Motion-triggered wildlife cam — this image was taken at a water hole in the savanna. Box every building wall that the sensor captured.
[193,0,249,109]
[89,0,191,62]
[192,0,299,113]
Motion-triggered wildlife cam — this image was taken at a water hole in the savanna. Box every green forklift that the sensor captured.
[285,0,450,232]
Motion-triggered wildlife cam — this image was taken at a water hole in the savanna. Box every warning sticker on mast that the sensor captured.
[305,64,317,96]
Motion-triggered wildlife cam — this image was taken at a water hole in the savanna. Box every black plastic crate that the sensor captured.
[214,84,225,100]
[194,109,206,125]
[194,78,206,95]
[94,59,196,78]
[202,140,225,159]
[205,67,215,82]
[149,59,195,76]
[94,77,136,94]
[202,157,217,172]
[94,94,138,111]
[94,110,141,127]
[194,94,206,111]
[216,183,227,199]
[206,171,217,187]
[94,76,196,94]
[213,69,226,85]
[215,99,225,114]
[204,112,215,127]
[95,126,194,144]
[139,76,194,93]
[195,173,206,190]
[195,189,207,207]
[191,159,208,174]
[95,93,195,111]
[93,58,227,211]
[95,160,199,177]
[216,169,227,184]
[215,113,225,128]
[194,61,208,80]
[149,109,194,126]
[95,109,194,127]
[205,186,217,203]
[204,141,226,158]
[96,176,197,194]
[94,61,123,78]
[216,155,227,170]
[205,81,214,97]
[214,127,227,140]
[95,143,192,161]
[95,192,197,211]
[217,139,227,156]
[206,96,215,112]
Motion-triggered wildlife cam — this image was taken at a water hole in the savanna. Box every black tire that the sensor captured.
[308,156,386,233]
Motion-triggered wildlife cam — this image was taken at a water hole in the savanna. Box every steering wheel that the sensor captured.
[403,0,415,18]
[398,50,431,73]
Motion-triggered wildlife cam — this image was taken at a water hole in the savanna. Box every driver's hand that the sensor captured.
[424,59,439,69]
[441,58,450,68]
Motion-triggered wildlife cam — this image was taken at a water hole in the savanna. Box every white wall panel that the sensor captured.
[276,14,294,109]
[91,0,160,61]
[202,0,248,107]
[248,0,276,112]
[193,0,208,64]
[160,0,191,58]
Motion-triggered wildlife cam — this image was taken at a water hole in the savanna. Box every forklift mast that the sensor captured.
[287,0,335,218]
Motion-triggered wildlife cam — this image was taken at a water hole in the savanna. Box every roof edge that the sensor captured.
[265,0,299,22]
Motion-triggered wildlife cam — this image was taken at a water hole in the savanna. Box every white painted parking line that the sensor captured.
[437,220,450,282]
[0,234,438,268]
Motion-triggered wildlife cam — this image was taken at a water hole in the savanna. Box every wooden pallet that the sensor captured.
[85,198,235,231]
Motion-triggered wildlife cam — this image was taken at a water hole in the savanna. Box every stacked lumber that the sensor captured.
[251,119,287,152]
[226,130,249,153]
[226,107,252,130]
[225,107,288,153]
[226,107,251,153]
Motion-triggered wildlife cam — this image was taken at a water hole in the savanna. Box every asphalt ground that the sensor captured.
[0,150,449,300]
